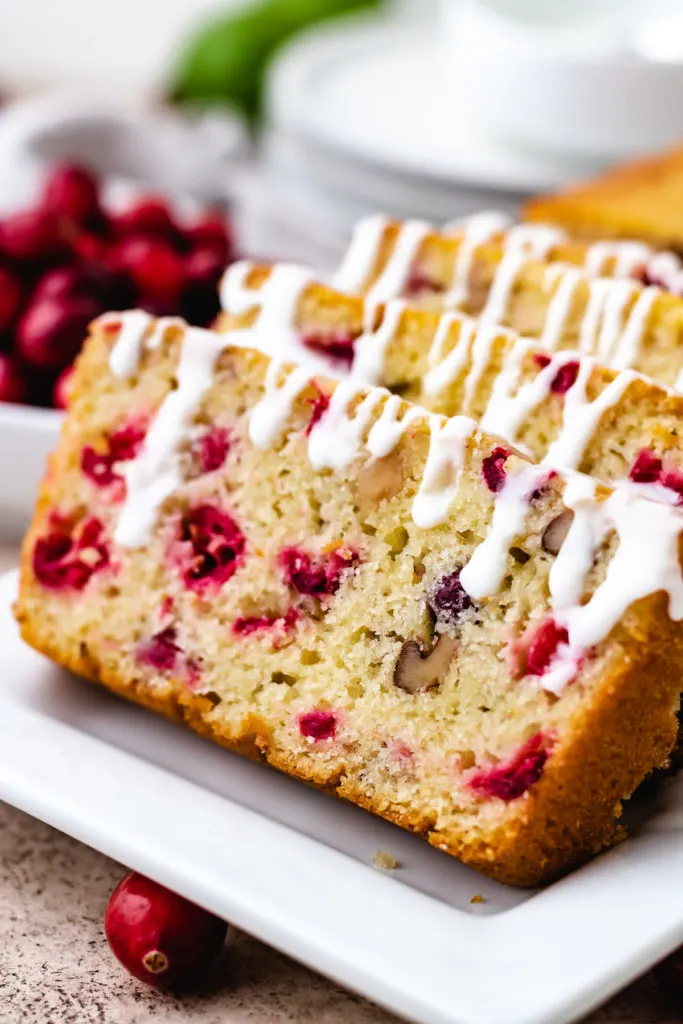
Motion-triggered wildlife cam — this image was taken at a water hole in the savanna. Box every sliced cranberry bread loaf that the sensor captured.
[218,273,683,495]
[332,214,683,309]
[15,314,683,886]
[220,259,683,397]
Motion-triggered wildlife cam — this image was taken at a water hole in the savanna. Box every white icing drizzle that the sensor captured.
[609,286,659,369]
[478,339,564,447]
[461,323,514,414]
[332,215,389,293]
[674,367,683,394]
[477,248,528,329]
[542,367,638,472]
[595,281,639,362]
[107,310,153,378]
[362,219,432,319]
[442,209,512,237]
[366,394,423,458]
[577,278,635,359]
[538,265,583,351]
[411,415,476,528]
[115,327,225,548]
[146,316,185,351]
[248,360,313,449]
[503,224,566,260]
[307,380,386,472]
[423,313,476,397]
[545,480,683,692]
[459,464,551,598]
[584,241,652,278]
[218,259,332,365]
[444,211,512,308]
[351,299,408,386]
[645,251,683,293]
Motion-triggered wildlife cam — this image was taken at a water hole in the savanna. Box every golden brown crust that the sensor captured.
[524,145,683,249]
[16,586,682,887]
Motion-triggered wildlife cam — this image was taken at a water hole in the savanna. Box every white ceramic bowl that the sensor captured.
[0,93,244,540]
[442,0,683,160]
[0,403,61,539]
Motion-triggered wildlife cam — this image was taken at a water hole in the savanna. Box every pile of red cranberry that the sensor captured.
[0,163,234,409]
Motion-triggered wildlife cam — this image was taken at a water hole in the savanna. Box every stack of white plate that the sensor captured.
[251,9,607,266]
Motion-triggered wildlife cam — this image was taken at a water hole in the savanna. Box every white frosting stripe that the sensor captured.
[116,327,226,547]
[542,367,638,472]
[610,287,659,370]
[412,415,476,528]
[332,215,389,293]
[351,299,407,386]
[460,464,550,598]
[584,241,651,278]
[444,211,512,308]
[308,381,386,471]
[423,313,476,397]
[539,265,583,351]
[249,361,313,449]
[107,310,153,378]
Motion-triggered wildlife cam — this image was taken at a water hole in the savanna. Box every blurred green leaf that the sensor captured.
[169,0,385,124]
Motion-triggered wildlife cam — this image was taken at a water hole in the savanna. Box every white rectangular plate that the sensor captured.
[2,568,683,1024]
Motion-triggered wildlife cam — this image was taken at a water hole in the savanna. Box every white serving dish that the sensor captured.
[2,566,683,1024]
[0,403,61,539]
[442,0,683,160]
[265,17,604,197]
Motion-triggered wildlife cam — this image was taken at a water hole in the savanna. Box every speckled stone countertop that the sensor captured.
[0,544,674,1024]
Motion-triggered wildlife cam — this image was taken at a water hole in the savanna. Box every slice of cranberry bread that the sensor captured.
[218,276,683,496]
[219,259,683,393]
[331,214,683,308]
[523,143,683,251]
[15,314,683,886]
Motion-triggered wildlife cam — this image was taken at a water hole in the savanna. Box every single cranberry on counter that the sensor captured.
[112,198,176,240]
[53,364,74,409]
[114,236,185,299]
[0,353,26,403]
[0,265,22,333]
[17,297,101,370]
[104,871,228,989]
[42,163,101,226]
[0,208,65,262]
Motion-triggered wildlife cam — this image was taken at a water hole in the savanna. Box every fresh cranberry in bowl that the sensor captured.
[114,236,185,299]
[185,213,233,262]
[105,871,228,989]
[0,265,22,334]
[42,163,101,226]
[0,209,65,263]
[112,197,176,240]
[17,297,100,371]
[0,353,26,404]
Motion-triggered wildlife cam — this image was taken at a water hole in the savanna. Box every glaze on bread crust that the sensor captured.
[14,315,683,886]
[217,269,683,495]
